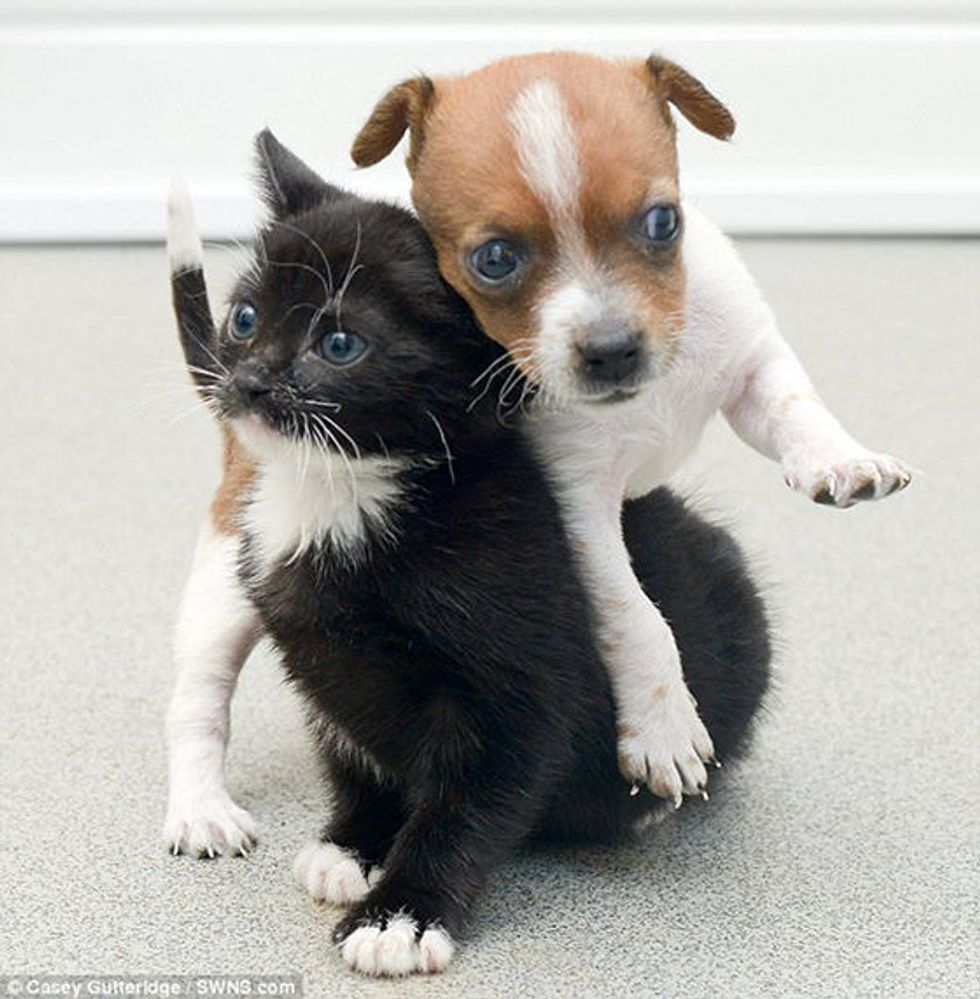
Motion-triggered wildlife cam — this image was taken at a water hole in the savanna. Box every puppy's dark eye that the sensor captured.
[230,302,258,340]
[470,240,521,283]
[317,330,368,367]
[642,204,680,244]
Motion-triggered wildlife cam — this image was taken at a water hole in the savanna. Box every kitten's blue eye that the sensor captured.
[230,303,258,340]
[318,330,368,367]
[642,204,680,245]
[470,240,521,284]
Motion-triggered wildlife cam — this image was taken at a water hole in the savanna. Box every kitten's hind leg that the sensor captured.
[163,519,263,858]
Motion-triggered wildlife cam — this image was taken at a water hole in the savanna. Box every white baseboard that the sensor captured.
[5,175,980,241]
[3,17,979,240]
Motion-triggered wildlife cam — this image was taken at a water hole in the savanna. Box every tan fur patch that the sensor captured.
[209,425,257,535]
[779,390,823,416]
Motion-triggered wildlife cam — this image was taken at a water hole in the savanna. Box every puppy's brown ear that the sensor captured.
[643,55,735,141]
[351,76,437,170]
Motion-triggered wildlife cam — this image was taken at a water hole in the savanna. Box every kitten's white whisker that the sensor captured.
[302,399,342,412]
[308,419,338,503]
[269,219,335,295]
[425,409,456,486]
[335,220,363,329]
[315,417,359,505]
[193,337,230,377]
[321,414,362,462]
[264,256,333,309]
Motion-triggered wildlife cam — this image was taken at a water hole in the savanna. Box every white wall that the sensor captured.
[2,0,979,239]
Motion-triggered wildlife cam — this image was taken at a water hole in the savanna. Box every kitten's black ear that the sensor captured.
[254,129,344,218]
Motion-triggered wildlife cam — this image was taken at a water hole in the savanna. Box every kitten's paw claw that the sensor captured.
[294,841,369,907]
[782,448,913,508]
[617,685,716,804]
[163,793,257,858]
[335,913,454,977]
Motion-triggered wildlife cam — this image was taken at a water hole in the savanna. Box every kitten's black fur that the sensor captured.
[172,130,770,962]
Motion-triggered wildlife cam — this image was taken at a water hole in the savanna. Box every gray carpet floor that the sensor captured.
[1,238,977,998]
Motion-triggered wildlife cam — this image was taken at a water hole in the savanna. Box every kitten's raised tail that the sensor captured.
[167,176,218,378]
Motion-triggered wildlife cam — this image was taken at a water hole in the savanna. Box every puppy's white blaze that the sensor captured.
[533,280,599,397]
[167,174,204,273]
[508,79,581,221]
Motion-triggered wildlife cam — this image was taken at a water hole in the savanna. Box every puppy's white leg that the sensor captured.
[723,328,913,507]
[163,520,263,857]
[571,507,713,806]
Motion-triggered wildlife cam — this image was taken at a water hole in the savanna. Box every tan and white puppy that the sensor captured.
[349,51,913,804]
[163,52,911,856]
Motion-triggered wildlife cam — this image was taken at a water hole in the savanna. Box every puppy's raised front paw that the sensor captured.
[163,792,257,858]
[782,447,913,508]
[333,912,454,977]
[294,841,370,907]
[617,684,715,808]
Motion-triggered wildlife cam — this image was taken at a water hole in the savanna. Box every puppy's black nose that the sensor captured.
[234,363,272,402]
[579,328,643,385]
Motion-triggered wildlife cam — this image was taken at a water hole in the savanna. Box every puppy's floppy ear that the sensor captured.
[254,128,344,218]
[642,55,735,141]
[351,75,437,171]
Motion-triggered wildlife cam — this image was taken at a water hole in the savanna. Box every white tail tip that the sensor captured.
[167,174,203,273]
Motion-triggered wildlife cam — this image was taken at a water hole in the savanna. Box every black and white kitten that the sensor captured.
[168,131,770,976]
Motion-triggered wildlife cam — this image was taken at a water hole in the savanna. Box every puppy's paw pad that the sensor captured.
[163,794,257,858]
[338,915,453,977]
[294,841,369,906]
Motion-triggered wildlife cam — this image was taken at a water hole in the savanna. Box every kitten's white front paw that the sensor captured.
[617,683,715,808]
[782,447,913,508]
[163,792,257,858]
[294,841,370,906]
[338,915,454,977]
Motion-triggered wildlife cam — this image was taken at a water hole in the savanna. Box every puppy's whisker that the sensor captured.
[467,354,531,412]
[469,352,516,389]
[469,346,535,389]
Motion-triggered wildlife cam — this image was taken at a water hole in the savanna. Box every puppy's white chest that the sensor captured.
[528,345,726,509]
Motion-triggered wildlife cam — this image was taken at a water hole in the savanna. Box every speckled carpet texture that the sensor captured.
[1,238,977,998]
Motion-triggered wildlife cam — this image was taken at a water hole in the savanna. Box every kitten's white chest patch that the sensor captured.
[239,423,406,572]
